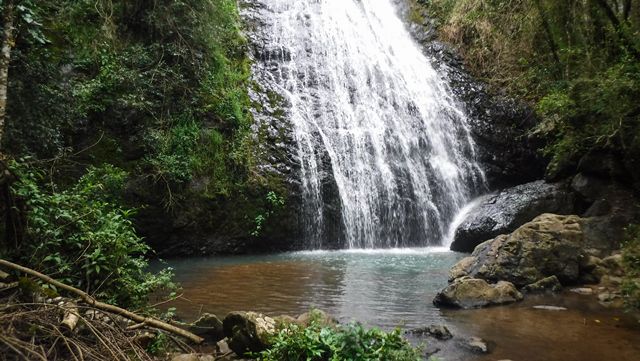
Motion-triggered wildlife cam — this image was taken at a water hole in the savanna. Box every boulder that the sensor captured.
[522,275,562,294]
[222,312,277,356]
[577,151,627,180]
[451,181,575,252]
[296,309,336,327]
[601,254,625,277]
[407,324,453,340]
[433,277,523,309]
[460,336,491,354]
[188,313,224,343]
[450,214,589,287]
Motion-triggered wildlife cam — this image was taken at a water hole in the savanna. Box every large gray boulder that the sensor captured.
[222,312,277,356]
[448,213,629,288]
[450,181,575,252]
[188,313,224,343]
[433,277,523,309]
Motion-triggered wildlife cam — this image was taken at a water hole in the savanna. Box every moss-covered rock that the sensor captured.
[433,277,523,309]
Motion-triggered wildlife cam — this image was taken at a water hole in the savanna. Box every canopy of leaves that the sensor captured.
[417,0,640,185]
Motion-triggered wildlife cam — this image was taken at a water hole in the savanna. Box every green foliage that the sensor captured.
[251,192,286,237]
[622,224,640,310]
[257,313,422,361]
[418,0,640,182]
[4,0,256,199]
[146,332,170,355]
[8,161,175,308]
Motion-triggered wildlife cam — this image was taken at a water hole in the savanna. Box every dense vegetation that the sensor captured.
[257,314,423,361]
[415,0,640,184]
[0,0,294,306]
[8,161,175,308]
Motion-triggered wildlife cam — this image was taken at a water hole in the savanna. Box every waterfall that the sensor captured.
[246,0,485,249]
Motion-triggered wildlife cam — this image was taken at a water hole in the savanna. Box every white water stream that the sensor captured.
[251,0,485,248]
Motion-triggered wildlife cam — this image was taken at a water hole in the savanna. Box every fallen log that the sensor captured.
[0,259,204,344]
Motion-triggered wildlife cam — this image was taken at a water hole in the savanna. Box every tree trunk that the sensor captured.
[0,1,16,152]
[535,0,562,73]
[623,0,631,20]
[593,0,640,59]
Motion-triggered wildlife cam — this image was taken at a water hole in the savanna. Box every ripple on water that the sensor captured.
[156,250,640,361]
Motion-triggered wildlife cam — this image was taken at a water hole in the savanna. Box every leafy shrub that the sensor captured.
[622,224,640,310]
[417,0,640,184]
[8,161,175,308]
[251,191,286,237]
[257,312,422,361]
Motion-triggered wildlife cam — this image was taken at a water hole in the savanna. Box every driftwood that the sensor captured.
[0,259,204,344]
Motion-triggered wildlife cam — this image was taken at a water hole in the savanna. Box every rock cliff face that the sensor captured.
[399,1,546,189]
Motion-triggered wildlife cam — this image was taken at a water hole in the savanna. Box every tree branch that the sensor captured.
[0,259,204,344]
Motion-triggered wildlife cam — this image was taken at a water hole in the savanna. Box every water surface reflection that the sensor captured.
[158,249,640,361]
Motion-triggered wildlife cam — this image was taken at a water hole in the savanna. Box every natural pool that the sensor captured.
[158,249,640,361]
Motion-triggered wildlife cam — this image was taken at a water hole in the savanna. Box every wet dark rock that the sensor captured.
[433,277,523,309]
[460,336,491,354]
[223,312,277,356]
[577,151,628,181]
[450,181,576,253]
[423,345,442,358]
[522,276,562,294]
[188,313,224,343]
[571,173,609,204]
[407,324,453,340]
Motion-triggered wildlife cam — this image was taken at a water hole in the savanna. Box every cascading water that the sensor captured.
[246,0,485,249]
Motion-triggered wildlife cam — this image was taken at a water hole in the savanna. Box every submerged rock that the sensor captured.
[450,181,575,253]
[460,336,491,354]
[188,313,224,343]
[522,276,563,294]
[223,312,277,356]
[296,309,336,327]
[433,277,523,309]
[407,324,453,340]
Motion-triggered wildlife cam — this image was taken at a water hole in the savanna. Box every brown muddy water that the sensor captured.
[157,249,640,361]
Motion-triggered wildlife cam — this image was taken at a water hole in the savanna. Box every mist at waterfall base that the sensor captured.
[250,0,485,249]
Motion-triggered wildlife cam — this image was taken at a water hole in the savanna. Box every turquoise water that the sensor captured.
[159,249,640,361]
[160,248,462,329]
